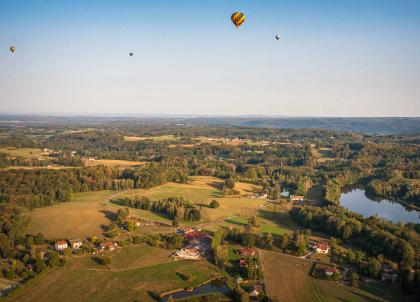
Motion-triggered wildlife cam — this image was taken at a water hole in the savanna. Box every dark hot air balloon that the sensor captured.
[9,46,16,53]
[231,12,245,29]
[275,35,280,41]
[129,52,133,56]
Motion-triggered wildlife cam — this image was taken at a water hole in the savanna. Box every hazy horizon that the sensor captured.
[1,0,420,117]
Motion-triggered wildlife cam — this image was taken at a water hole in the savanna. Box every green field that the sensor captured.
[67,245,174,271]
[5,261,216,302]
[4,244,218,302]
[122,176,264,222]
[28,176,267,240]
[311,147,335,163]
[124,135,179,142]
[0,147,49,159]
[28,191,120,239]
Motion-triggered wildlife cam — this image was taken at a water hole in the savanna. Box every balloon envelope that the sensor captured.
[9,46,16,53]
[129,52,133,56]
[231,12,245,29]
[275,35,280,40]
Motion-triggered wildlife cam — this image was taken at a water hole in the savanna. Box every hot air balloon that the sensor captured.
[275,35,280,41]
[9,46,16,53]
[129,52,133,57]
[231,12,245,29]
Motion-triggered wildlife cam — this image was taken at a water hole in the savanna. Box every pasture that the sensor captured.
[311,147,335,163]
[5,257,216,302]
[84,159,145,167]
[0,147,48,159]
[66,245,174,271]
[122,176,265,222]
[28,176,293,240]
[28,191,119,239]
[123,135,179,142]
[260,250,413,302]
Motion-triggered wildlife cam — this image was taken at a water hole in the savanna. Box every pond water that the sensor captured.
[161,281,230,301]
[281,189,290,197]
[340,188,420,224]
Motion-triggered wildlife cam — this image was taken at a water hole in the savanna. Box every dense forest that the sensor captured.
[112,196,201,222]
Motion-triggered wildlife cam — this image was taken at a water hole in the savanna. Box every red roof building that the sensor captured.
[315,242,329,254]
[238,247,255,257]
[185,230,207,241]
[99,242,116,251]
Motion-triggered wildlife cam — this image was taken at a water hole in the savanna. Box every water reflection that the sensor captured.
[340,188,419,224]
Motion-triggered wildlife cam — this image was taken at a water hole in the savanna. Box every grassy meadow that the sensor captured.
[5,246,217,302]
[28,176,298,240]
[260,250,414,302]
[0,147,49,159]
[84,159,145,167]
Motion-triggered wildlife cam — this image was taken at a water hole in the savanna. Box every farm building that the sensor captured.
[69,239,83,249]
[237,247,255,257]
[324,268,339,277]
[99,242,117,251]
[253,193,268,199]
[381,265,398,283]
[250,284,264,297]
[54,240,68,251]
[184,229,208,241]
[239,259,248,268]
[290,195,304,202]
[313,242,329,254]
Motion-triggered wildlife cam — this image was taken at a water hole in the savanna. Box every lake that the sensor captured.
[340,188,420,224]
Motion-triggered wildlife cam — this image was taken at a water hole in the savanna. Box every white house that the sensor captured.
[69,239,83,249]
[54,240,68,251]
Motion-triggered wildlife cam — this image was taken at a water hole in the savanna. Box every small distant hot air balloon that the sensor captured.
[275,35,280,41]
[129,52,133,57]
[231,12,245,29]
[9,46,16,53]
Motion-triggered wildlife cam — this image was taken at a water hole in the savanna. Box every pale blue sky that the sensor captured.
[1,0,419,116]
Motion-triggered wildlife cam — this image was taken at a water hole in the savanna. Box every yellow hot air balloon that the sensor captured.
[231,12,245,29]
[10,46,16,53]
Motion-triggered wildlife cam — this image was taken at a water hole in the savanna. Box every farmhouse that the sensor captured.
[239,259,248,268]
[314,242,329,254]
[99,242,117,251]
[253,193,268,199]
[324,268,339,277]
[237,247,255,257]
[69,239,83,249]
[381,265,398,283]
[250,284,264,297]
[54,240,68,251]
[290,195,304,202]
[184,229,208,241]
